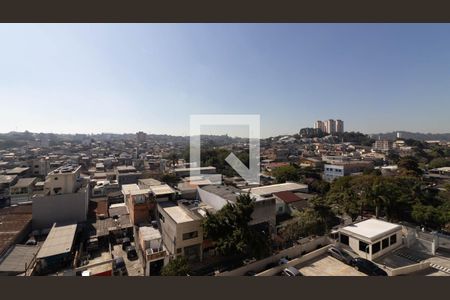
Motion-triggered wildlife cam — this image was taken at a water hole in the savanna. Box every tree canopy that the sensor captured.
[324,173,450,230]
[161,256,190,276]
[272,165,299,183]
[202,193,271,259]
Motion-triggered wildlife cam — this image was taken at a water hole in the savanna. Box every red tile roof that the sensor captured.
[273,191,302,204]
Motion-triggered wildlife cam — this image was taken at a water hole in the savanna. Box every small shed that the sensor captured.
[338,218,402,260]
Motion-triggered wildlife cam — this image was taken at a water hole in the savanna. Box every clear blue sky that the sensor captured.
[0,24,449,138]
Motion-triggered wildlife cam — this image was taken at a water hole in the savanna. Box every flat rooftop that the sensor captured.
[139,226,161,241]
[340,218,402,243]
[12,177,37,188]
[242,182,308,196]
[139,178,162,186]
[92,215,132,237]
[296,254,366,276]
[200,185,241,202]
[48,165,81,175]
[6,167,30,175]
[160,203,195,223]
[0,174,17,185]
[37,224,77,259]
[150,184,175,196]
[130,188,150,196]
[116,166,137,173]
[175,166,216,173]
[121,184,140,194]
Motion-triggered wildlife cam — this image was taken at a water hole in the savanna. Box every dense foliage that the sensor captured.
[202,193,272,259]
[324,174,450,230]
[183,146,250,177]
[279,197,339,242]
[161,256,190,276]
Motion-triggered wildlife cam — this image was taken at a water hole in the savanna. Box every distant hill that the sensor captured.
[370,131,450,141]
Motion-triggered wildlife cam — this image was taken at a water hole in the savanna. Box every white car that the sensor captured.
[327,246,353,264]
[281,267,302,277]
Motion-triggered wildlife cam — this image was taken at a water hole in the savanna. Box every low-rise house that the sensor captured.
[242,182,309,197]
[273,191,312,216]
[199,184,277,232]
[149,184,176,202]
[138,226,168,276]
[9,177,38,205]
[337,218,403,261]
[0,175,18,203]
[122,184,154,225]
[6,167,31,178]
[34,223,77,275]
[174,166,216,178]
[115,165,142,186]
[32,165,89,230]
[157,201,204,262]
[323,160,374,182]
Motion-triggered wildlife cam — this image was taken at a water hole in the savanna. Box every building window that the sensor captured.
[177,248,182,254]
[359,241,369,253]
[382,237,389,249]
[372,241,381,254]
[182,231,198,240]
[340,234,349,245]
[390,234,397,245]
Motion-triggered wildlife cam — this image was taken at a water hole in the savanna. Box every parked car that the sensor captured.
[25,236,37,246]
[125,246,138,261]
[350,258,388,276]
[281,267,303,277]
[122,237,131,250]
[113,257,128,276]
[243,257,256,265]
[327,246,353,264]
[244,270,257,276]
[278,257,289,265]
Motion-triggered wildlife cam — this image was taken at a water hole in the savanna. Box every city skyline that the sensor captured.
[1,24,450,137]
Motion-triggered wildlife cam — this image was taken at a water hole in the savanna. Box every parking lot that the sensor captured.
[112,242,144,276]
[295,255,366,276]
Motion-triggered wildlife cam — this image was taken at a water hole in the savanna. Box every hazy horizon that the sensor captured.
[1,24,450,138]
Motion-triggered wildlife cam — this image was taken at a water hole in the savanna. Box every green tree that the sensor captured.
[161,173,180,186]
[428,157,450,169]
[161,256,190,276]
[325,176,363,221]
[279,207,334,242]
[202,193,271,259]
[398,156,423,177]
[167,152,179,167]
[386,151,400,164]
[308,179,330,196]
[272,165,299,183]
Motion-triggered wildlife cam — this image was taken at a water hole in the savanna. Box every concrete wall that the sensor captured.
[390,261,431,276]
[256,244,332,276]
[437,234,450,251]
[216,236,330,276]
[32,188,88,230]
